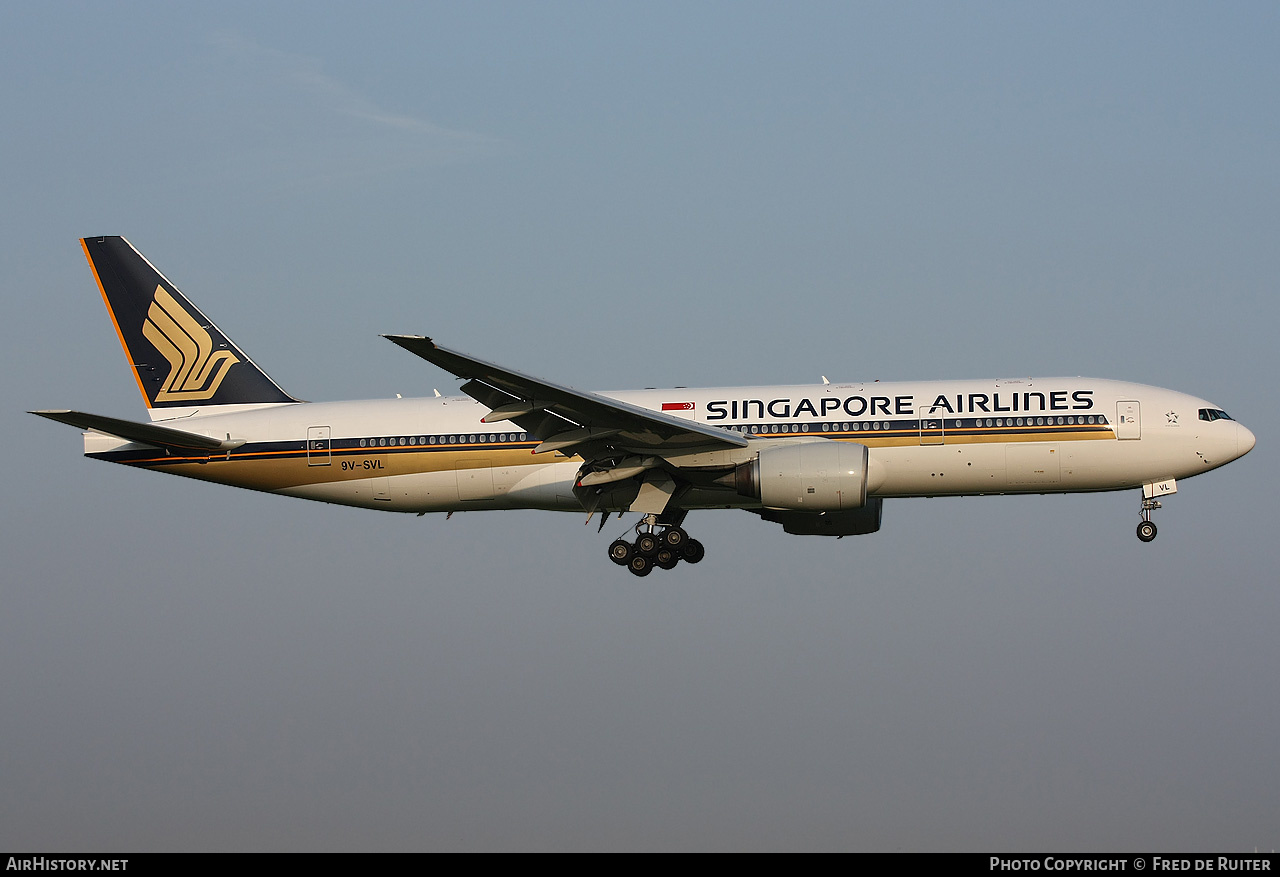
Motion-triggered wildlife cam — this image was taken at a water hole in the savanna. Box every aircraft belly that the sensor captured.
[869,430,1214,497]
[104,442,581,511]
[501,461,581,509]
[446,460,581,510]
[278,471,458,510]
[869,440,1162,496]
[456,458,495,501]
[1067,434,1201,487]
[869,444,1007,496]
[273,461,583,513]
[1007,444,1061,485]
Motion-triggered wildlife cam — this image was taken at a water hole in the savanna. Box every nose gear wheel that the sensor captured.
[1136,496,1161,543]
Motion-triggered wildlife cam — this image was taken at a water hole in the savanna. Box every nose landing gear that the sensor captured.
[607,514,705,575]
[1137,497,1160,543]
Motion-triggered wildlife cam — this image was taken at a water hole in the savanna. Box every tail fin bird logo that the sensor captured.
[141,286,239,402]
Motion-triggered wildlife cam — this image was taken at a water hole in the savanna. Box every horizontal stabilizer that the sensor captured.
[29,409,244,451]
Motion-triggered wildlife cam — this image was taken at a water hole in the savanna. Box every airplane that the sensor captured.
[32,236,1256,576]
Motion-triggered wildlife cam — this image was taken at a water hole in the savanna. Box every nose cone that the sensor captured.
[1233,425,1254,458]
[1237,422,1257,458]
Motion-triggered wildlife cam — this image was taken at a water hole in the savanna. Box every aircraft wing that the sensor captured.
[382,335,748,455]
[30,409,244,452]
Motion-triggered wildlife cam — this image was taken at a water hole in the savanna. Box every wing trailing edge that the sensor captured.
[381,334,748,453]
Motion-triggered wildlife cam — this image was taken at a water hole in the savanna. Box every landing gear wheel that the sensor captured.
[655,547,679,570]
[608,539,633,565]
[635,533,660,557]
[681,539,705,564]
[1136,521,1157,543]
[628,554,653,577]
[662,527,687,549]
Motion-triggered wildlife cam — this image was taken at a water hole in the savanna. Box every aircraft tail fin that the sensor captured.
[81,236,298,412]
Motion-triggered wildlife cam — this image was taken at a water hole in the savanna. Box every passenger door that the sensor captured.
[1116,401,1141,440]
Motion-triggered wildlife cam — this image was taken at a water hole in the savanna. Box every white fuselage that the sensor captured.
[83,376,1254,516]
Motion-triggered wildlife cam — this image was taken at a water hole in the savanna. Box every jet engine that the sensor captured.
[734,440,869,511]
[754,498,884,536]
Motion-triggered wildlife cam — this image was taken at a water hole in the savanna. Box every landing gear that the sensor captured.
[608,539,633,565]
[1137,496,1161,543]
[607,514,705,575]
[635,532,660,557]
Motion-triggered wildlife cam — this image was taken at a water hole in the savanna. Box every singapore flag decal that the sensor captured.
[662,402,695,412]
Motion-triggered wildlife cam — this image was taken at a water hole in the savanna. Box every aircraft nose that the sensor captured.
[1237,422,1256,458]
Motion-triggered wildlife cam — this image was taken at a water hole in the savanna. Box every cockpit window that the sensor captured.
[1199,408,1234,422]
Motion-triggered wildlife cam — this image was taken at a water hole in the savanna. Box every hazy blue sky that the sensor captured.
[3,1,1277,851]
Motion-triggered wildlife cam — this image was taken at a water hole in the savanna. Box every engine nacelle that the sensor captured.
[755,498,884,536]
[735,440,869,511]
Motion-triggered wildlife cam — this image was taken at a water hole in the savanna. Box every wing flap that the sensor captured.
[382,334,747,452]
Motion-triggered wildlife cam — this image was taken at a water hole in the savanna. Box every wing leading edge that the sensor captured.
[382,335,748,455]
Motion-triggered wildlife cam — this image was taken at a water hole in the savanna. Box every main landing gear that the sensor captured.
[1137,496,1160,543]
[607,514,705,576]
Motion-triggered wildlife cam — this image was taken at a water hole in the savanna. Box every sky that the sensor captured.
[2,1,1277,852]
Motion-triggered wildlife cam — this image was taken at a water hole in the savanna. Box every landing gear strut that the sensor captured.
[607,513,705,575]
[1137,497,1160,543]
